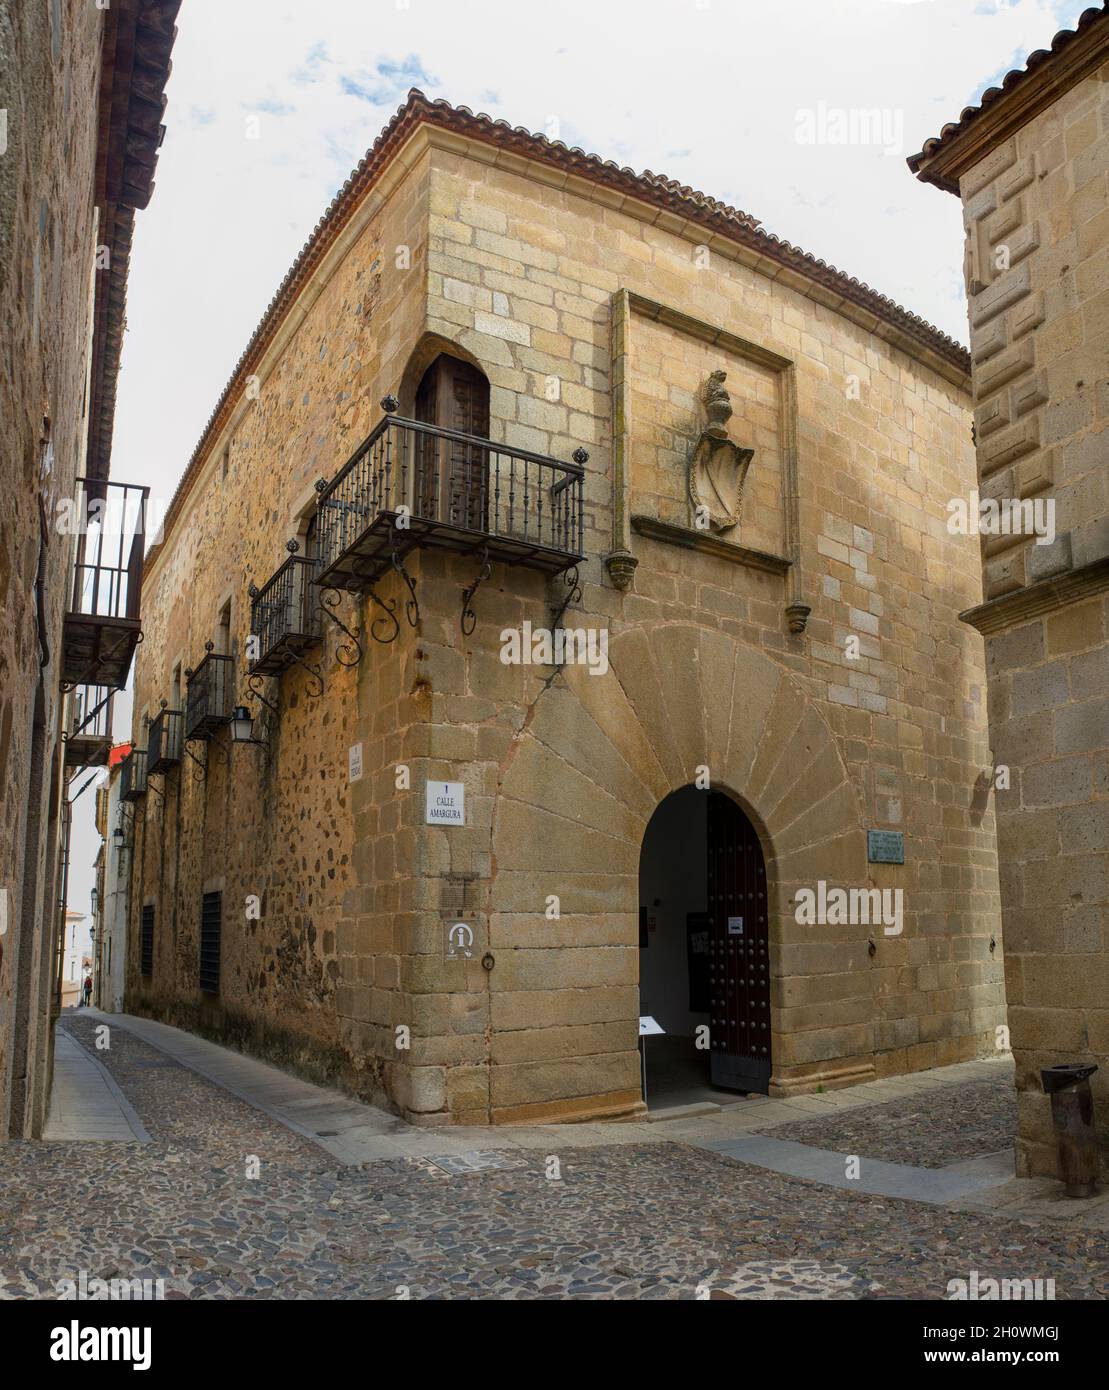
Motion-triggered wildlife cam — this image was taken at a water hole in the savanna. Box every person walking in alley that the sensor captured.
[82,973,92,1008]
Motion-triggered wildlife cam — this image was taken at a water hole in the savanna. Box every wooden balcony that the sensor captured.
[119,748,148,802]
[63,684,114,769]
[61,478,149,689]
[249,546,322,675]
[312,410,586,593]
[148,705,183,774]
[184,646,232,741]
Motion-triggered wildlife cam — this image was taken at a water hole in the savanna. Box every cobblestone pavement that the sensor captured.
[2,1018,1106,1300]
[754,1077,1017,1168]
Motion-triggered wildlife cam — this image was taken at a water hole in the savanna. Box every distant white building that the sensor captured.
[94,749,131,1013]
[60,909,92,1009]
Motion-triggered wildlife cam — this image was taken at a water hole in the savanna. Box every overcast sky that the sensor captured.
[69,0,1089,912]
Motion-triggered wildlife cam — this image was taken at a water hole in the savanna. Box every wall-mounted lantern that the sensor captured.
[230,705,266,746]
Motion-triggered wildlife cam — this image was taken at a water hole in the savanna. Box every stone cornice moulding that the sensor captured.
[630,516,791,575]
[960,555,1109,634]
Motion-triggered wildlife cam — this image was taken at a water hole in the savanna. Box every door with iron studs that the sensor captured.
[707,792,772,1092]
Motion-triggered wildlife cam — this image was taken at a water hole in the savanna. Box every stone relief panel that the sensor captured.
[628,318,786,558]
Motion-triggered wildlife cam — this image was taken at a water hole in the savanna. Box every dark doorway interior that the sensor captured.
[638,786,771,1109]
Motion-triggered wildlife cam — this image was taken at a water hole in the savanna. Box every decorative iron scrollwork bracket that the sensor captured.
[460,545,492,637]
[319,587,365,664]
[364,585,400,644]
[391,541,419,628]
[541,566,584,692]
[549,565,582,632]
[145,778,165,806]
[242,672,279,716]
[286,649,325,698]
[183,742,207,785]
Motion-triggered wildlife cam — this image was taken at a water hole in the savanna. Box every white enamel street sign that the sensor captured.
[426,780,465,825]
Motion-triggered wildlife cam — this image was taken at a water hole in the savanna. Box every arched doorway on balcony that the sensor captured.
[412,352,490,532]
[638,784,771,1110]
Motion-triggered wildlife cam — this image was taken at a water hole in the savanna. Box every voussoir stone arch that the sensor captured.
[486,620,868,1119]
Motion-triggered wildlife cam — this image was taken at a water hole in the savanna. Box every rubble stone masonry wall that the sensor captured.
[0,0,101,1136]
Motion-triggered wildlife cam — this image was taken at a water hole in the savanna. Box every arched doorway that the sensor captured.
[638,786,771,1107]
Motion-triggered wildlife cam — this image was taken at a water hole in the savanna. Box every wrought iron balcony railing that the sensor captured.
[63,684,114,768]
[120,748,148,802]
[148,705,184,774]
[249,544,322,675]
[184,645,233,741]
[62,478,150,689]
[312,409,586,592]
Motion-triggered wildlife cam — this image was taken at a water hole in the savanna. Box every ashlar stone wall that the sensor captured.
[957,61,1109,1177]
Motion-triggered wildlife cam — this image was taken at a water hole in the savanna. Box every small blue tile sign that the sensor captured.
[868,830,904,864]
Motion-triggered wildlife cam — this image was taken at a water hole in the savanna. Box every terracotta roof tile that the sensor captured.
[908,2,1109,185]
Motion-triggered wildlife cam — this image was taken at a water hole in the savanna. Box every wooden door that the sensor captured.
[707,792,771,1092]
[414,355,490,530]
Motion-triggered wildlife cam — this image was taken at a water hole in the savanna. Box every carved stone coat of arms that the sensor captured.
[687,369,754,533]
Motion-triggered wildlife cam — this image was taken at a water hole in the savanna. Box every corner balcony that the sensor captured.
[61,478,149,689]
[312,405,586,594]
[248,543,322,675]
[64,684,114,768]
[148,704,183,774]
[184,645,232,741]
[119,747,148,802]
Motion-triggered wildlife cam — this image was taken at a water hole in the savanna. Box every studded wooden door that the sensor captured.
[707,792,771,1092]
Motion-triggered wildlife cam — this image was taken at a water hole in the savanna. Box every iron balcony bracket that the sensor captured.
[541,566,584,692]
[364,584,400,645]
[460,545,492,638]
[243,672,279,716]
[286,648,325,698]
[391,541,419,628]
[145,778,165,805]
[549,565,582,631]
[182,742,207,785]
[319,587,366,663]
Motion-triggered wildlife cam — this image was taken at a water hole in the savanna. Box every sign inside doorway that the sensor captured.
[638,1016,664,1036]
[687,911,710,1013]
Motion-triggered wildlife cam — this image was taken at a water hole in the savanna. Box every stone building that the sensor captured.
[92,743,133,1014]
[127,89,1004,1127]
[0,0,178,1137]
[910,4,1109,1178]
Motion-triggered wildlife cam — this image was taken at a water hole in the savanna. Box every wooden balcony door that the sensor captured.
[414,354,490,531]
